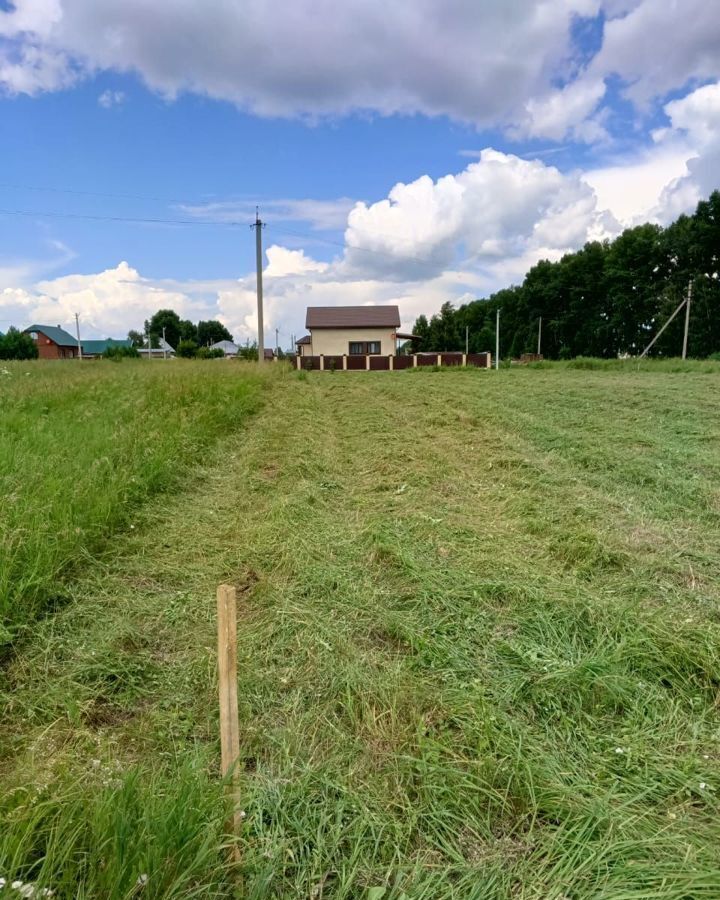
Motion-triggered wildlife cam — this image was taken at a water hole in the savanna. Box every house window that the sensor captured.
[348,341,382,355]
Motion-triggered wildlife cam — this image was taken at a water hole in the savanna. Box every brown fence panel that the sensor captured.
[467,353,490,368]
[346,355,366,370]
[440,353,463,366]
[417,354,437,367]
[394,355,413,369]
[369,355,390,370]
[324,355,344,371]
[301,355,319,370]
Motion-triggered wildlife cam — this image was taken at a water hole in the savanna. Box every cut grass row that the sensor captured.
[0,360,268,650]
[2,363,720,897]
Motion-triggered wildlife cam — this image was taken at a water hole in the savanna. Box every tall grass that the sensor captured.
[2,365,720,896]
[0,360,265,649]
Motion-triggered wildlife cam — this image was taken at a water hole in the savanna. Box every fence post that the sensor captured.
[389,354,394,371]
[486,353,491,368]
[343,354,347,371]
[296,355,301,371]
[320,354,325,371]
[217,584,242,863]
[413,354,418,367]
[462,353,467,367]
[366,354,371,371]
[436,354,442,366]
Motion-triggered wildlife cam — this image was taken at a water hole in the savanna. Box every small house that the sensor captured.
[301,306,401,357]
[81,339,134,359]
[24,324,80,359]
[209,340,240,357]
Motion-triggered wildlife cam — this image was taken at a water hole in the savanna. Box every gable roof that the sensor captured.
[306,305,401,329]
[82,339,133,355]
[25,324,78,347]
[296,335,312,345]
[210,340,240,353]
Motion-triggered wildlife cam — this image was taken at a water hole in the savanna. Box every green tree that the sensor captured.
[0,327,39,360]
[197,320,233,346]
[127,329,144,348]
[176,339,199,358]
[147,309,182,350]
[179,320,198,343]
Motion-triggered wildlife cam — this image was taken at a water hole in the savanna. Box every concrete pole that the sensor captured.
[682,280,693,360]
[495,309,500,370]
[537,316,542,356]
[74,313,82,360]
[254,210,265,364]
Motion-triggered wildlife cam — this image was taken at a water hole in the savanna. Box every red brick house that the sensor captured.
[24,324,80,360]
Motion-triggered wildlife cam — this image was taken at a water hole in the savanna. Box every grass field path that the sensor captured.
[2,368,720,898]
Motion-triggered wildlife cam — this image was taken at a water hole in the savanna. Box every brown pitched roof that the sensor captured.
[296,334,312,345]
[306,305,401,329]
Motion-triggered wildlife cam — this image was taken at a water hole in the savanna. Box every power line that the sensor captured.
[0,207,239,227]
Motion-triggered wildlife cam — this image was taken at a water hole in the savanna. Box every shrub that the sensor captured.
[0,328,38,361]
[103,345,139,360]
[176,339,199,358]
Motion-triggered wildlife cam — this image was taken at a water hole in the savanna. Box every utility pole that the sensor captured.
[495,309,500,370]
[275,327,279,357]
[162,326,167,361]
[251,208,265,364]
[682,279,693,360]
[74,312,82,360]
[537,316,542,356]
[146,326,152,360]
[465,325,469,356]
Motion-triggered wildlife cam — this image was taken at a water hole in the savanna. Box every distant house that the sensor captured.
[295,335,312,358]
[24,324,80,360]
[210,340,240,356]
[302,306,401,357]
[137,337,176,358]
[81,339,134,359]
[263,348,275,361]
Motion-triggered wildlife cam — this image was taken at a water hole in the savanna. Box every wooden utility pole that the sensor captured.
[495,309,500,370]
[74,313,82,360]
[217,584,241,862]
[537,316,542,356]
[162,326,167,361]
[465,325,469,355]
[275,327,279,357]
[251,209,265,364]
[682,279,693,360]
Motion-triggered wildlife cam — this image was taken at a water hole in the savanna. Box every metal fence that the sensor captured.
[296,352,491,371]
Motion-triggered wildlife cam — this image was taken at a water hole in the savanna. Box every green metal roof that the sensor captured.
[81,339,133,355]
[24,324,78,347]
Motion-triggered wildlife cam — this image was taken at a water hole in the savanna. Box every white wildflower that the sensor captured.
[614,747,624,754]
[19,884,36,897]
[0,878,6,888]
[699,782,707,790]
[12,882,24,890]
[137,874,149,887]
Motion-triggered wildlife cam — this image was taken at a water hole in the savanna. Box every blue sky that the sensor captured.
[0,0,718,344]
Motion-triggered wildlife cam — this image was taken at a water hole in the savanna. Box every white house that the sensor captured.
[298,306,401,357]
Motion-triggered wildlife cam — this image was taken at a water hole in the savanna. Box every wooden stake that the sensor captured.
[217,583,242,862]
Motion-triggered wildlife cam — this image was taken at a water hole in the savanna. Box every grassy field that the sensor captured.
[0,360,266,649]
[2,362,720,898]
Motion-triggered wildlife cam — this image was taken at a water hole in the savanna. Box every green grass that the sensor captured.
[0,360,267,649]
[2,363,720,897]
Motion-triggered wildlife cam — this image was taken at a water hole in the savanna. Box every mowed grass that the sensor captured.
[2,363,720,898]
[0,360,266,649]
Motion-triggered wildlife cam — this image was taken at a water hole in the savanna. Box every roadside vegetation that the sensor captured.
[0,360,267,651]
[2,363,719,897]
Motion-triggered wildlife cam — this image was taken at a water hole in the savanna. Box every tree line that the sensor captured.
[412,191,720,359]
[128,309,234,357]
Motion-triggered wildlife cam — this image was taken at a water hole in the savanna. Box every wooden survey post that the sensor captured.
[217,583,242,859]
